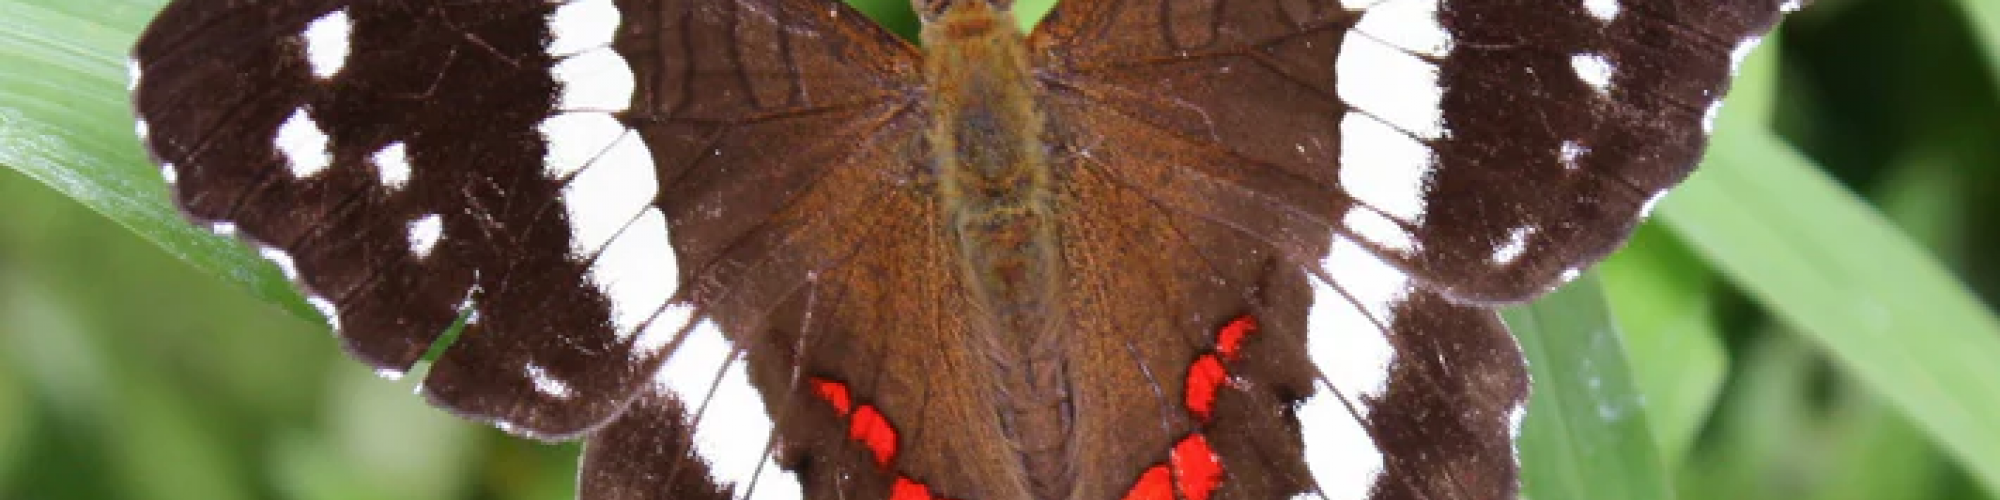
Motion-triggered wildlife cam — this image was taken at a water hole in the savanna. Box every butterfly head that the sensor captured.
[913,0,1014,25]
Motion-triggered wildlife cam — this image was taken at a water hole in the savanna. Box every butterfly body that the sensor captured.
[921,3,1074,493]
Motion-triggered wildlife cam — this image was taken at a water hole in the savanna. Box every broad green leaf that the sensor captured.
[1814,391,1954,500]
[1597,225,1726,466]
[0,0,315,320]
[1508,276,1673,500]
[1675,333,1822,499]
[1661,24,2000,495]
[1665,121,2000,497]
[1954,0,2000,86]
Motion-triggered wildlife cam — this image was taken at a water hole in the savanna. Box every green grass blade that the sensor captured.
[0,0,314,320]
[1597,225,1727,466]
[1507,276,1674,500]
[1952,0,2000,86]
[1662,126,2000,496]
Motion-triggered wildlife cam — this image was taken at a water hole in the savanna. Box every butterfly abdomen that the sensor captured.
[922,1,1075,498]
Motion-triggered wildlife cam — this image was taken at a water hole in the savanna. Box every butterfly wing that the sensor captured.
[574,1,957,499]
[1035,0,1796,304]
[1030,0,1793,498]
[134,0,687,437]
[133,1,1796,500]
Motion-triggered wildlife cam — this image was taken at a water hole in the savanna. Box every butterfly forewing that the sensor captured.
[134,0,699,438]
[130,0,1798,499]
[1412,0,1797,302]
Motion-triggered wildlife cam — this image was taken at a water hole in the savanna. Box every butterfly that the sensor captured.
[128,0,1796,499]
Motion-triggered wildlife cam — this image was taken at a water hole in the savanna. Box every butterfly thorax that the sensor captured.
[922,1,1073,497]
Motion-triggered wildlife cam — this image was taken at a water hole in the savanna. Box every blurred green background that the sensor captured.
[3,0,1999,499]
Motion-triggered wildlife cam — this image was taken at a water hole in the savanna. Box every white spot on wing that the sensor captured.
[1299,237,1407,500]
[655,320,800,498]
[1559,140,1587,170]
[553,48,635,112]
[302,9,354,79]
[631,303,696,355]
[1351,0,1452,57]
[588,207,678,339]
[1702,99,1723,133]
[1584,0,1621,22]
[559,132,657,258]
[525,363,575,399]
[307,295,342,331]
[276,108,333,178]
[210,222,238,236]
[1491,226,1534,264]
[1338,112,1433,224]
[547,0,620,57]
[1336,35,1446,140]
[373,142,412,189]
[1311,238,1407,405]
[133,120,149,141]
[1570,52,1614,94]
[407,213,444,258]
[1731,35,1765,73]
[1639,191,1667,218]
[125,59,142,91]
[1343,208,1416,254]
[1508,401,1528,439]
[161,163,178,185]
[540,113,627,177]
[258,246,299,281]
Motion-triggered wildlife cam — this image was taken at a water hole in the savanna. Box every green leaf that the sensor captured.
[0,0,316,321]
[1507,275,1673,500]
[1953,0,2000,87]
[1664,115,2000,497]
[1597,224,1727,466]
[1674,333,1822,499]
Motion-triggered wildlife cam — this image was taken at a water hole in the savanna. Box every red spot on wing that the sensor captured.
[1121,465,1176,500]
[1184,354,1226,423]
[1123,315,1262,500]
[1215,316,1257,360]
[811,378,898,467]
[812,378,853,416]
[850,405,899,467]
[810,378,960,500]
[890,477,935,500]
[1172,435,1223,500]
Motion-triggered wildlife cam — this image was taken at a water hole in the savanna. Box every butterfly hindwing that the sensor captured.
[586,0,937,498]
[1029,0,1789,498]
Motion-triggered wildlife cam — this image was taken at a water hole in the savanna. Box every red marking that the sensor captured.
[1171,435,1223,500]
[850,405,899,467]
[1184,354,1226,423]
[813,378,951,498]
[812,378,853,416]
[1121,465,1176,500]
[890,477,935,500]
[1215,316,1257,360]
[1122,316,1257,500]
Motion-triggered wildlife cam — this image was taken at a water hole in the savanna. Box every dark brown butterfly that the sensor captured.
[129,0,1794,499]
